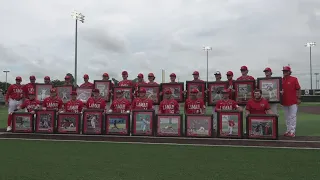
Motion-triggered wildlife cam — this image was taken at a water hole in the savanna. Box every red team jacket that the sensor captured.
[109,98,131,113]
[246,98,270,114]
[86,97,106,110]
[23,83,35,99]
[42,97,63,110]
[80,82,94,89]
[158,99,180,114]
[64,99,84,113]
[132,97,153,110]
[184,99,205,114]
[215,99,238,111]
[19,99,40,112]
[6,84,24,102]
[118,80,133,87]
[236,76,255,81]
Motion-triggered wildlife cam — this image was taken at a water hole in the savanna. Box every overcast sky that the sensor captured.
[1,0,320,88]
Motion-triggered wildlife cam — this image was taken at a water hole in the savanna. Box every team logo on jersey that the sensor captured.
[188,104,200,109]
[137,102,148,108]
[260,104,265,107]
[47,102,58,108]
[115,104,125,110]
[163,104,174,110]
[89,103,101,109]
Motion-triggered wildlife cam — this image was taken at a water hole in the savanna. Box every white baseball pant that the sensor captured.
[283,104,298,133]
[212,107,217,130]
[270,103,278,116]
[91,118,96,128]
[8,98,22,114]
[228,126,233,134]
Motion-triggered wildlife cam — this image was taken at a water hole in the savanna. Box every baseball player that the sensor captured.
[42,88,64,111]
[16,92,40,113]
[184,89,206,114]
[5,76,24,131]
[263,67,278,115]
[158,88,180,114]
[147,73,158,85]
[226,71,235,99]
[215,89,242,112]
[44,76,51,84]
[64,91,84,113]
[64,76,74,86]
[23,75,36,99]
[86,89,107,111]
[118,71,134,87]
[101,73,114,108]
[169,73,178,83]
[134,73,147,98]
[281,66,301,137]
[237,66,255,81]
[132,88,154,110]
[246,89,274,116]
[90,115,97,129]
[214,71,222,81]
[102,73,110,81]
[191,71,204,82]
[80,74,94,89]
[111,119,119,129]
[109,90,131,113]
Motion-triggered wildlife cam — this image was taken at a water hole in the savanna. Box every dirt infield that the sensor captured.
[1,132,320,149]
[299,106,320,114]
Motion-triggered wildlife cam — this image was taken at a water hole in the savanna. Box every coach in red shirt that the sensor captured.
[281,66,301,137]
[246,89,273,116]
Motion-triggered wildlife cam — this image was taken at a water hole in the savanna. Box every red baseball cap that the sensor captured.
[83,74,89,79]
[122,71,128,75]
[263,67,272,72]
[139,88,146,93]
[148,73,154,77]
[44,76,50,80]
[70,91,77,95]
[103,73,109,77]
[50,88,57,93]
[191,88,199,93]
[65,75,71,79]
[192,71,199,75]
[29,75,36,80]
[164,88,172,94]
[226,71,233,76]
[240,66,248,71]
[170,73,176,77]
[15,76,22,81]
[137,73,144,78]
[282,66,291,72]
[92,88,100,93]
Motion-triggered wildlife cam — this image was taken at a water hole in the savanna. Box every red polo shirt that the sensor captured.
[246,98,270,114]
[281,75,300,106]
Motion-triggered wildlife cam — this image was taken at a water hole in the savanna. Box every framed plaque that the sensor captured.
[156,114,183,137]
[113,86,133,102]
[257,77,282,103]
[185,114,213,137]
[56,85,73,103]
[186,81,206,101]
[76,88,93,103]
[82,109,104,135]
[234,80,255,105]
[246,114,278,140]
[35,110,56,133]
[35,83,53,103]
[131,110,155,136]
[57,113,81,134]
[217,110,243,138]
[94,80,112,102]
[207,81,228,106]
[138,84,160,105]
[12,112,34,133]
[160,83,185,102]
[105,113,130,135]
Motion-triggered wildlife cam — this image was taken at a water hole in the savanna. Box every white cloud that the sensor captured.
[0,0,320,88]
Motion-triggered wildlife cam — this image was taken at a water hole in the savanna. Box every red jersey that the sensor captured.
[236,76,255,81]
[23,83,35,99]
[19,99,40,112]
[281,75,300,106]
[192,79,204,82]
[246,98,270,114]
[215,99,238,112]
[158,99,180,114]
[5,84,24,102]
[80,82,94,89]
[42,96,63,110]
[147,82,159,85]
[227,80,235,99]
[118,80,133,87]
[86,97,106,110]
[109,98,131,113]
[64,99,84,113]
[132,97,153,110]
[134,81,147,97]
[228,120,235,127]
[184,99,205,114]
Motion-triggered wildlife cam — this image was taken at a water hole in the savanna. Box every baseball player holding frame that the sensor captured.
[5,76,24,132]
[263,67,278,115]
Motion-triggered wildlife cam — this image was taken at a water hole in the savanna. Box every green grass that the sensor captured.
[0,139,319,180]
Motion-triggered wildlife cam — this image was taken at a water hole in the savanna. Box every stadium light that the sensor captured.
[71,10,85,86]
[203,46,212,83]
[3,70,10,91]
[305,42,316,89]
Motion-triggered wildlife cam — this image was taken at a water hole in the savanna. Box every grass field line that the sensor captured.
[1,137,320,150]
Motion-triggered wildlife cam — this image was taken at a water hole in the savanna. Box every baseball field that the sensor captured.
[0,103,319,180]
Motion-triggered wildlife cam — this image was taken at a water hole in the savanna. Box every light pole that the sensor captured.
[3,70,10,92]
[71,10,85,86]
[305,42,316,89]
[315,73,319,89]
[203,46,212,83]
